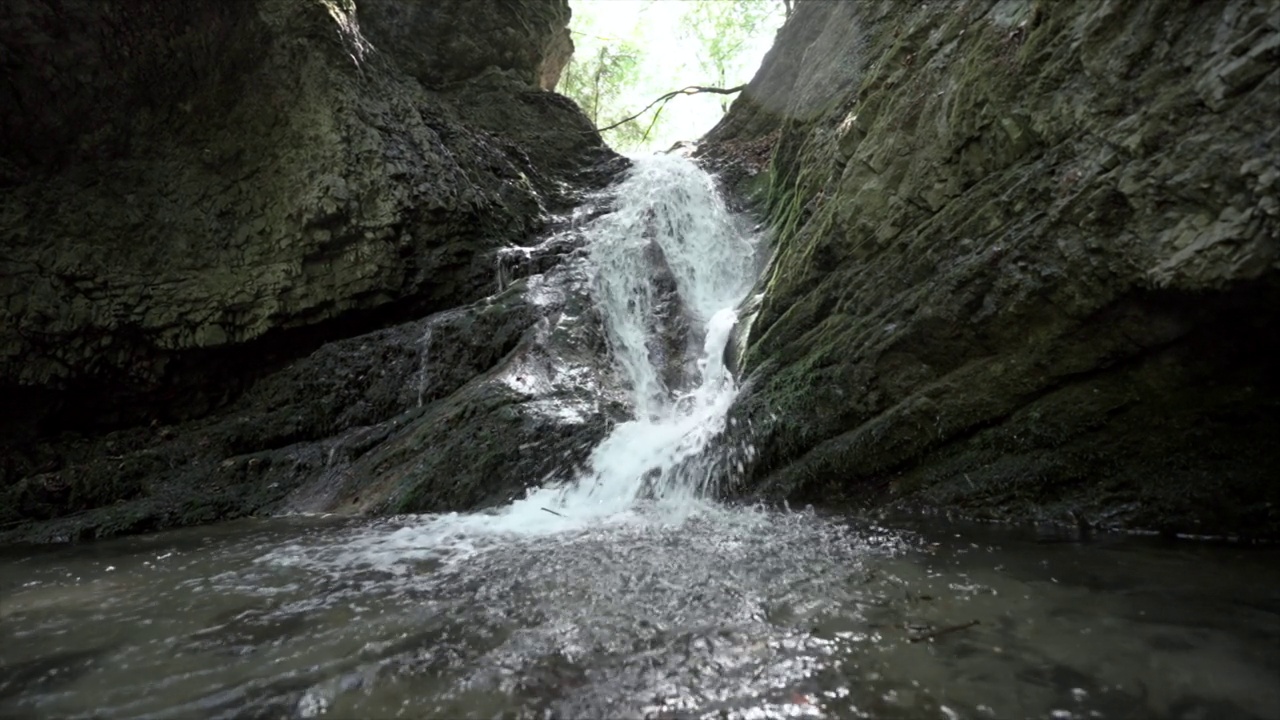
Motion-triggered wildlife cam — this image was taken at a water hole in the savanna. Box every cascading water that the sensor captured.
[519,155,760,519]
[344,154,763,552]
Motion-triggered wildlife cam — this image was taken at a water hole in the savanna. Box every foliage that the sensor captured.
[559,37,648,148]
[558,0,787,150]
[679,0,783,111]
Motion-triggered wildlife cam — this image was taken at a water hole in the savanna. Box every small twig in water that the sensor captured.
[908,619,980,643]
[541,507,566,517]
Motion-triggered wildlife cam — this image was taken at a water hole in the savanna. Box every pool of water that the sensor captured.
[2,506,1278,720]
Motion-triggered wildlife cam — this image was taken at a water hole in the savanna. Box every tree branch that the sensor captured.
[908,620,980,643]
[594,84,747,134]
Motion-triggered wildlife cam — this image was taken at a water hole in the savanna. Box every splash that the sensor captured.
[517,154,759,520]
[277,154,761,560]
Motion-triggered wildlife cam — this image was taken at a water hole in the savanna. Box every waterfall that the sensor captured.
[327,154,761,556]
[515,154,759,520]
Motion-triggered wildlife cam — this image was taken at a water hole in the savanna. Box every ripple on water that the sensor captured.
[3,511,1280,719]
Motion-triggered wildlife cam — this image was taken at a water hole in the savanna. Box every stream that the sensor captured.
[3,156,1279,720]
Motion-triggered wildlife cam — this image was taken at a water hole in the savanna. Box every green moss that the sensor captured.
[712,0,1280,538]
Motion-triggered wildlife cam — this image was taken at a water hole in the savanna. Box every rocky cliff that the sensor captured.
[706,0,1280,537]
[0,0,625,542]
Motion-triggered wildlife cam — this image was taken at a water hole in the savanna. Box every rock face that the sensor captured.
[705,0,1280,536]
[0,0,627,542]
[0,0,610,433]
[1,220,629,543]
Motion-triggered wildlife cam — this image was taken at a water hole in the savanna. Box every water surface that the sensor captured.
[3,509,1277,720]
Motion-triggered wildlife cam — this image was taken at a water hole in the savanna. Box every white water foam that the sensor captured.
[513,155,758,518]
[266,154,761,567]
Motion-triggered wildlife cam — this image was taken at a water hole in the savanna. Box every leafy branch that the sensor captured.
[595,84,747,134]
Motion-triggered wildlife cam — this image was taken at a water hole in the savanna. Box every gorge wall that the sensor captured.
[5,0,1278,545]
[1,0,602,431]
[0,0,626,542]
[706,0,1280,537]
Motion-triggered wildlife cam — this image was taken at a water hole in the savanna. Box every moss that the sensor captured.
[715,0,1280,537]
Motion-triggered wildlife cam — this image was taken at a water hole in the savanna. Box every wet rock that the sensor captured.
[0,0,633,542]
[283,258,629,515]
[704,0,1280,537]
[0,233,627,542]
[642,238,693,397]
[0,0,615,436]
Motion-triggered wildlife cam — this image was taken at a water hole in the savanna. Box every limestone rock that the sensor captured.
[0,0,630,542]
[0,0,615,435]
[704,0,1280,537]
[0,209,627,543]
